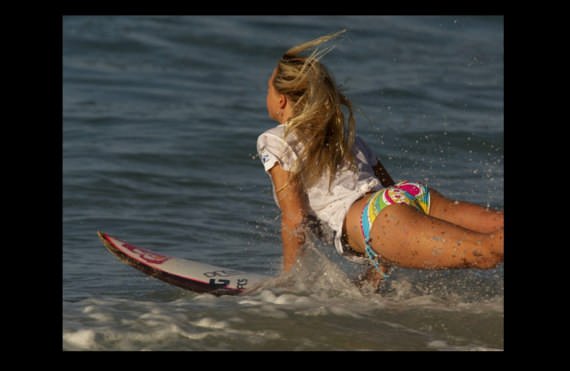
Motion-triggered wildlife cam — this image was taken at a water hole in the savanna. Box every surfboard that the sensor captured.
[97,231,269,296]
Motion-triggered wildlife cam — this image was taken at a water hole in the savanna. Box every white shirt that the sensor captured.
[257,124,383,261]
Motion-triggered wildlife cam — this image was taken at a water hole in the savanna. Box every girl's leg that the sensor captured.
[429,189,503,233]
[370,204,503,269]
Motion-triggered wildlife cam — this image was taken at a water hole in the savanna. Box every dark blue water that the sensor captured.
[63,16,503,350]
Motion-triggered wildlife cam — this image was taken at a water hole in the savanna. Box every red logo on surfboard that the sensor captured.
[122,243,170,264]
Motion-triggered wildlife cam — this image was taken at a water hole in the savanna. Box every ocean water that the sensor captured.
[63,15,504,351]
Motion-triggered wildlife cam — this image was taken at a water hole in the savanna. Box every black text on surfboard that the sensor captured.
[203,270,241,278]
[209,279,230,288]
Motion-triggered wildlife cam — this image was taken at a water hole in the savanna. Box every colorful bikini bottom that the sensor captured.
[361,180,431,278]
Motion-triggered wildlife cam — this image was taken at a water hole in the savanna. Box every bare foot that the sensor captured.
[490,228,504,260]
[473,228,503,269]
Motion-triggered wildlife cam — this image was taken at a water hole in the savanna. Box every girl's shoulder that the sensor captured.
[258,124,286,141]
[256,125,298,171]
[257,125,286,152]
[257,125,301,150]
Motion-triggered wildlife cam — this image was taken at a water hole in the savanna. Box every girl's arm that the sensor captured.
[373,158,395,187]
[268,164,308,272]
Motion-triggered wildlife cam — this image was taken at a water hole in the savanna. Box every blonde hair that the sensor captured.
[273,29,356,189]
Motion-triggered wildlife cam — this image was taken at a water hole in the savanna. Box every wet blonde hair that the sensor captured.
[273,29,356,189]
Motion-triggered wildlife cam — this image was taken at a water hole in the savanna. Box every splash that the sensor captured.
[249,232,503,312]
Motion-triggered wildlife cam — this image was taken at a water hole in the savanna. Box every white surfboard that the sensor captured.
[97,231,269,296]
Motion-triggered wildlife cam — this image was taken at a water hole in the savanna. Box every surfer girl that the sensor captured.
[257,30,504,287]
